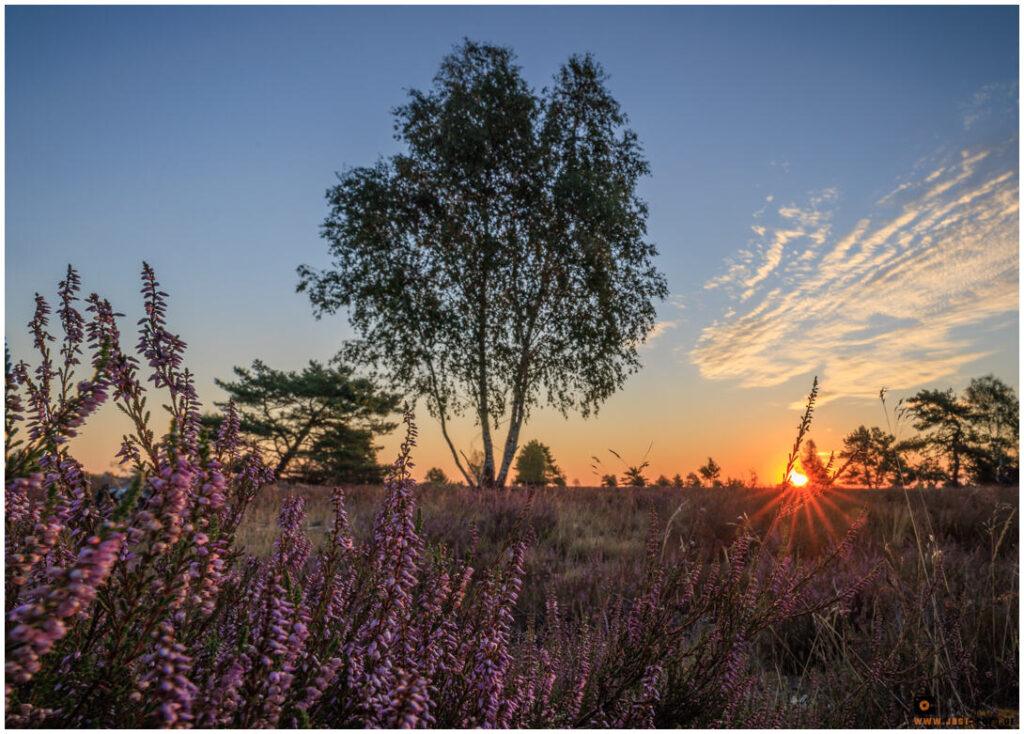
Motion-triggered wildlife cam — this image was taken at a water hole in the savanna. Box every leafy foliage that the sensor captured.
[211,359,399,484]
[906,389,973,487]
[963,375,1019,484]
[904,377,1019,487]
[297,40,668,487]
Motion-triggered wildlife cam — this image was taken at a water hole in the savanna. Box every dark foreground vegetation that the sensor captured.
[6,266,1018,728]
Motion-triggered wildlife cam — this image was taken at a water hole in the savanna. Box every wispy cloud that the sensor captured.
[692,137,1018,405]
[961,81,1017,131]
[643,319,678,348]
[704,189,836,302]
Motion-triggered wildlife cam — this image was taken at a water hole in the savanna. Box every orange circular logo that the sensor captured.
[919,700,931,712]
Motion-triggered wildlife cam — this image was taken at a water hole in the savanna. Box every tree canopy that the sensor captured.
[838,426,895,489]
[211,359,400,484]
[907,376,1018,487]
[297,40,667,487]
[963,375,1019,484]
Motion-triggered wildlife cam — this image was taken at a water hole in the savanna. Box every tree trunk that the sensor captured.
[951,441,961,487]
[476,291,496,488]
[274,420,317,479]
[495,339,533,488]
[495,396,525,487]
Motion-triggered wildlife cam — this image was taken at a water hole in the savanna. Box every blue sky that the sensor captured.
[6,6,1019,482]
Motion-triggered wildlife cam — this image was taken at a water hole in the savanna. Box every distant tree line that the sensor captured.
[202,365,1015,490]
[433,376,1016,490]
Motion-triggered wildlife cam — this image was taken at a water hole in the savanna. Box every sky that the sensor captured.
[5,5,1019,485]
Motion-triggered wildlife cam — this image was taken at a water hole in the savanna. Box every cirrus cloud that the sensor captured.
[691,137,1018,406]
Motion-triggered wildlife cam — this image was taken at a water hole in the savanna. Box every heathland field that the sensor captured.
[236,480,1020,726]
[6,266,1019,729]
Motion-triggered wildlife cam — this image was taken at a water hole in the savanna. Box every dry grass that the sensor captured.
[238,482,1018,626]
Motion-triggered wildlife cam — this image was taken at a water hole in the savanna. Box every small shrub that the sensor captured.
[423,466,450,486]
[513,440,565,486]
[698,457,721,487]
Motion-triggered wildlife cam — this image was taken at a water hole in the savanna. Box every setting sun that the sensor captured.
[788,470,808,487]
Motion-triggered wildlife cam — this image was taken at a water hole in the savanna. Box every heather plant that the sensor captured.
[7,266,844,728]
[5,265,275,726]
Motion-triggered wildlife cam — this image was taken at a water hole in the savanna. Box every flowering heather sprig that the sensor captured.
[172,369,203,457]
[462,542,526,727]
[193,460,227,517]
[720,632,749,726]
[28,294,54,361]
[613,663,662,728]
[382,670,432,729]
[215,399,242,464]
[56,265,85,387]
[4,473,42,531]
[254,583,310,727]
[272,497,312,576]
[5,349,28,443]
[134,621,198,728]
[137,262,186,394]
[7,529,123,691]
[192,653,246,728]
[143,451,196,547]
[185,535,227,618]
[116,435,143,468]
[5,510,59,606]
